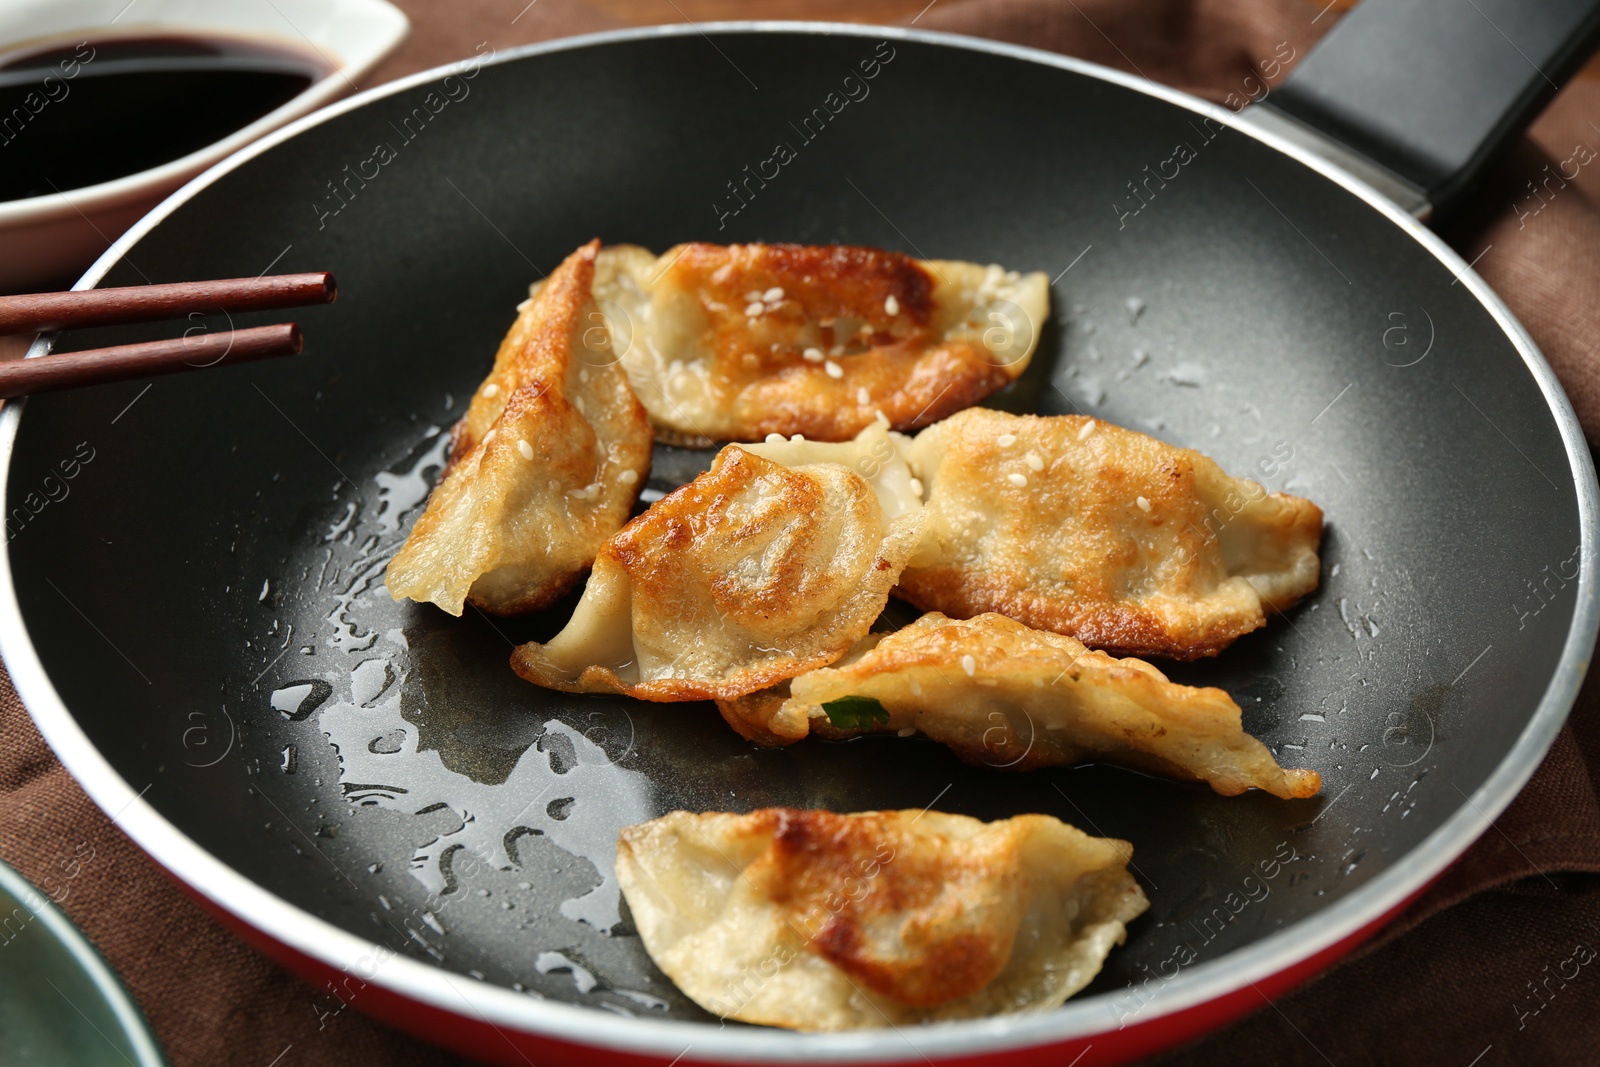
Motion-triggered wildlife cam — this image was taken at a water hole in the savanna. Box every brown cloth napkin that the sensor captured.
[4,1,1600,1064]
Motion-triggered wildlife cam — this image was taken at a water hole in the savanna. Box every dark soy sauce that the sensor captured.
[0,34,331,202]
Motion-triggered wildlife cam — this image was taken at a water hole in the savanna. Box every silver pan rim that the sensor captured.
[1,21,1594,1063]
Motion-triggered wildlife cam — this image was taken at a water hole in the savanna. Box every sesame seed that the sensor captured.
[745,290,762,301]
[1025,451,1045,472]
[997,433,1017,447]
[1077,421,1095,440]
[909,678,923,696]
[517,439,534,460]
[885,295,899,316]
[1006,472,1028,488]
[803,347,825,362]
[763,287,784,302]
[578,368,589,383]
[619,469,638,484]
[790,434,805,442]
[482,429,497,444]
[483,383,499,397]
[856,387,871,405]
[825,360,844,379]
[909,477,924,496]
[1136,495,1151,512]
[897,727,915,737]
[765,433,786,444]
[960,654,976,677]
[745,302,764,317]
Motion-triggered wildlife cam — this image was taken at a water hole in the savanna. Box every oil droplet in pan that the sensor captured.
[536,951,597,994]
[270,679,332,721]
[350,658,392,706]
[373,431,449,532]
[320,692,653,931]
[612,989,668,1011]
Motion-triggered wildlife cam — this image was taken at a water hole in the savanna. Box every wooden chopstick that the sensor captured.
[0,271,331,398]
[0,323,302,399]
[0,272,336,334]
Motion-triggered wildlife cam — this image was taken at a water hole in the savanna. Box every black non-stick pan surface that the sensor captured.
[2,22,1596,1066]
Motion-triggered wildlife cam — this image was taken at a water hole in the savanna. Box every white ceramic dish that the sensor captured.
[0,0,407,293]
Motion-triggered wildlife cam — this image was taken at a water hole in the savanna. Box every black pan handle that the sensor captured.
[1253,0,1600,219]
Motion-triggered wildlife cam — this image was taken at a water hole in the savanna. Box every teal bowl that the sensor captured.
[0,859,167,1066]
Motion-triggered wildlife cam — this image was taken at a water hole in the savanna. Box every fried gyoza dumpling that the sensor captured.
[898,409,1323,659]
[386,240,652,616]
[766,612,1320,799]
[616,808,1148,1030]
[509,445,925,700]
[588,242,1049,444]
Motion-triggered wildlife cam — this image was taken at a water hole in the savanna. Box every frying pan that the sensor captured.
[4,3,1599,1064]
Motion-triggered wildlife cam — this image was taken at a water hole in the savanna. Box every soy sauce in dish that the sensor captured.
[0,34,330,203]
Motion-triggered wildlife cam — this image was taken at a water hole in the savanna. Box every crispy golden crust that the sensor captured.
[754,809,1018,1006]
[598,243,1049,442]
[385,240,653,616]
[615,808,1148,1029]
[509,446,925,701]
[715,684,804,746]
[898,409,1323,659]
[775,612,1320,799]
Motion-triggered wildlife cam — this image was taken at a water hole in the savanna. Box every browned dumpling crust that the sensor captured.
[615,808,1148,1030]
[509,445,925,701]
[768,612,1320,799]
[593,242,1049,444]
[899,409,1323,659]
[385,240,652,616]
[715,683,801,747]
